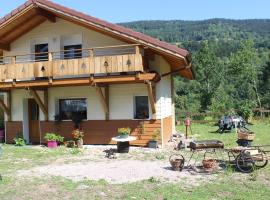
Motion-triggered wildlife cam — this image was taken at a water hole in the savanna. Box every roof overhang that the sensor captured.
[0,0,194,79]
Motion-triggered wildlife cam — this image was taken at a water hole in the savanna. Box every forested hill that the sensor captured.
[120,19,270,54]
[120,19,270,117]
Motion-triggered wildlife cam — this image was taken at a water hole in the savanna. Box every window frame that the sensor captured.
[63,44,82,60]
[58,98,87,121]
[133,95,150,120]
[34,43,49,62]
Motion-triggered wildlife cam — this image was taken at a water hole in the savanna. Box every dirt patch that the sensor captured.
[18,159,216,185]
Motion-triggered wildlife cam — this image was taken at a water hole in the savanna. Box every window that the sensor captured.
[134,96,149,119]
[35,43,48,61]
[64,45,82,59]
[59,98,87,120]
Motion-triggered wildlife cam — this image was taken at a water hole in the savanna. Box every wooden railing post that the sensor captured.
[135,45,140,55]
[89,49,94,58]
[48,52,53,61]
[11,56,16,64]
[89,49,94,74]
[48,52,53,78]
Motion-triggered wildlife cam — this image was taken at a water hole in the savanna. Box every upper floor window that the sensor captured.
[64,45,82,59]
[35,43,48,62]
[134,96,149,119]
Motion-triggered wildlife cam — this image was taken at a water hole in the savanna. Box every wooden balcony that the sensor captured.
[0,44,144,83]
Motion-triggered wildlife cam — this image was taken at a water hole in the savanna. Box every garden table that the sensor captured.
[111,136,136,153]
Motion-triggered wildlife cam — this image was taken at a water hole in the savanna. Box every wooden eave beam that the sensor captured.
[29,89,48,119]
[0,73,160,89]
[95,86,109,116]
[146,81,156,115]
[0,42,10,51]
[0,16,46,44]
[34,8,56,23]
[161,63,192,78]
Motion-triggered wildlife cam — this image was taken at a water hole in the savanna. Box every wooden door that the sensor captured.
[28,99,40,144]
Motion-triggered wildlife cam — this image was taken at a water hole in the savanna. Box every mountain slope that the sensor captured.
[120,19,270,52]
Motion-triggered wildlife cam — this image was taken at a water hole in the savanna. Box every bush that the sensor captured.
[117,127,131,137]
[14,137,26,146]
[152,129,161,141]
[44,133,64,142]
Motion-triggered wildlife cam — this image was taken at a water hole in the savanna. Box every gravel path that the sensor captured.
[18,159,216,185]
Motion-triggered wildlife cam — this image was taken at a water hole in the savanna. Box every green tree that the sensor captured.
[228,40,260,117]
[193,41,223,110]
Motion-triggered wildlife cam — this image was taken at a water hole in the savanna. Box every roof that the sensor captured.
[0,0,194,79]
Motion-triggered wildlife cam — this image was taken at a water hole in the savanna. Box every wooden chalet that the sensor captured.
[0,0,194,146]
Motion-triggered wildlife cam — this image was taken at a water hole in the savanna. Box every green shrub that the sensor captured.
[117,127,131,137]
[13,137,26,146]
[44,133,64,142]
[152,129,161,141]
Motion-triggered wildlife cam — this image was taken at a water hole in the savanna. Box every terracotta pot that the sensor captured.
[76,139,83,148]
[202,159,217,170]
[47,141,58,148]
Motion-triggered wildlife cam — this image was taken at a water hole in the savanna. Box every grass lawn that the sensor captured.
[0,120,269,200]
[177,119,270,147]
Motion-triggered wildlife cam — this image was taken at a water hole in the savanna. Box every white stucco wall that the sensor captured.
[11,89,45,121]
[3,18,126,57]
[149,55,173,119]
[109,84,152,119]
[10,84,151,121]
[48,86,105,120]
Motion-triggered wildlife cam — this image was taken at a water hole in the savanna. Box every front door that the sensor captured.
[28,99,40,144]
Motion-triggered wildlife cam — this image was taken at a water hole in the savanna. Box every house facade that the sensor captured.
[0,0,194,146]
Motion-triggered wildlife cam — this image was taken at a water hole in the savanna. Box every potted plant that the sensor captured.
[148,129,160,148]
[64,140,76,148]
[72,129,84,148]
[44,133,64,148]
[117,127,131,138]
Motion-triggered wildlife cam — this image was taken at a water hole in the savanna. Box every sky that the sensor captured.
[1,0,270,23]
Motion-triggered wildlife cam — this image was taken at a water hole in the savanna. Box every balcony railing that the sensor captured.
[0,44,144,82]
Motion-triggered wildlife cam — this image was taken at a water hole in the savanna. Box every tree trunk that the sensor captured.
[253,80,263,118]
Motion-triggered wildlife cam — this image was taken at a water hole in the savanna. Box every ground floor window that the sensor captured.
[59,98,87,120]
[134,96,149,119]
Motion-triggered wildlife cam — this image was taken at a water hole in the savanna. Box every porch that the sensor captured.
[3,83,165,147]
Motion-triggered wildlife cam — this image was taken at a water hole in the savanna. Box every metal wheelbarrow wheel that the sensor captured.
[236,153,255,173]
[254,150,268,169]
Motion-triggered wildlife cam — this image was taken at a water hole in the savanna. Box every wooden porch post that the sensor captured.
[0,91,11,121]
[29,89,48,121]
[105,85,110,120]
[95,85,109,120]
[146,81,156,118]
[44,89,49,121]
